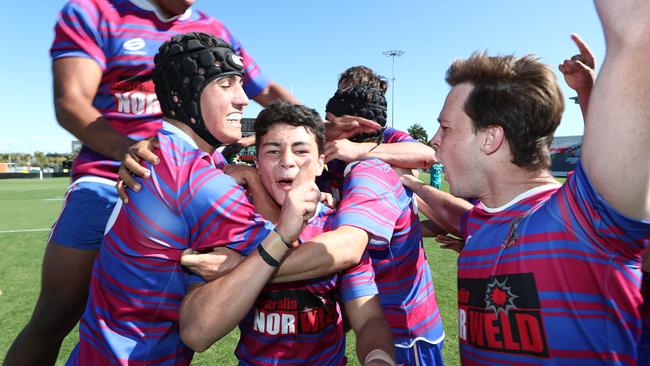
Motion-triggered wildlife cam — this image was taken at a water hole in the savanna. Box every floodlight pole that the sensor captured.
[383,50,404,127]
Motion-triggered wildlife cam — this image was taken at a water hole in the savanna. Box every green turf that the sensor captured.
[0,177,459,365]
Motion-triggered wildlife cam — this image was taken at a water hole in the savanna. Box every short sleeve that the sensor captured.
[383,127,417,143]
[339,253,377,303]
[558,161,650,257]
[51,0,107,69]
[334,160,401,249]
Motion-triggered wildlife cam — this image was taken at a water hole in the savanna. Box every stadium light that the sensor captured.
[383,50,405,127]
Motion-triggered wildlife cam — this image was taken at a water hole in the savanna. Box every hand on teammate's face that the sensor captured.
[323,139,368,163]
[324,112,381,141]
[223,164,259,187]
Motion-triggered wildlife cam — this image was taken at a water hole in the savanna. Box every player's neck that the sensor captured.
[166,119,216,154]
[479,166,559,209]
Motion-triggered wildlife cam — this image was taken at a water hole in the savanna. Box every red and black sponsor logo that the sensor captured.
[111,73,155,93]
[458,273,549,357]
[252,289,338,336]
[111,74,159,115]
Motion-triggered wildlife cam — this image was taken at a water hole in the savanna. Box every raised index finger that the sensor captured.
[571,33,595,65]
[291,157,314,189]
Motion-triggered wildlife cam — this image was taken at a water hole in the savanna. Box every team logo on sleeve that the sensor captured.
[458,273,550,357]
[252,289,338,336]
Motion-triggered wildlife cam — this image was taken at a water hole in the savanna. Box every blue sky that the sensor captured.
[0,0,604,154]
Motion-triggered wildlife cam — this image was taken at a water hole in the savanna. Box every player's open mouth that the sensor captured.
[277,178,294,190]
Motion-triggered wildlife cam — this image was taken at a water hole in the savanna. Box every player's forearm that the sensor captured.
[421,219,446,237]
[54,97,135,161]
[363,142,436,169]
[407,181,471,236]
[180,253,275,352]
[53,57,136,161]
[575,88,592,121]
[180,233,288,352]
[416,196,451,237]
[346,296,395,365]
[355,316,395,364]
[271,228,367,283]
[179,232,289,352]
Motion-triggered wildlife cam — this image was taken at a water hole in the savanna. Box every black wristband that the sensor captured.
[274,227,293,248]
[258,244,280,267]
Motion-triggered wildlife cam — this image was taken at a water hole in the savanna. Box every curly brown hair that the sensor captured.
[255,101,325,154]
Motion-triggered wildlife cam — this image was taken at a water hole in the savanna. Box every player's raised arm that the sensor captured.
[581,0,650,220]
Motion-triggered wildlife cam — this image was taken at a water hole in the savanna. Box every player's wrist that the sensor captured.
[273,227,293,248]
[258,231,291,267]
[113,137,139,162]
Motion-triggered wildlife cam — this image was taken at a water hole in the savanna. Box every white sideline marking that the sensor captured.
[0,228,50,234]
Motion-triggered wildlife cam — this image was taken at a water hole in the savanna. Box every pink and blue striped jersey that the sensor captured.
[332,158,444,347]
[236,204,378,366]
[637,273,650,364]
[458,162,650,365]
[642,274,650,335]
[382,127,417,144]
[66,123,273,365]
[51,0,269,181]
[319,127,418,201]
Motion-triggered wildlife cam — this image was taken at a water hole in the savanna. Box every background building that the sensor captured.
[550,135,582,177]
[238,118,257,163]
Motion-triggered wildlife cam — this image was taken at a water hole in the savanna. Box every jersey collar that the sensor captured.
[129,0,192,22]
[478,184,561,213]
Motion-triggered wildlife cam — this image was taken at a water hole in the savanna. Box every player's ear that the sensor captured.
[315,154,325,176]
[480,124,505,155]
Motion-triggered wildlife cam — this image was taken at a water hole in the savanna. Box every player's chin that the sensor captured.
[272,188,287,206]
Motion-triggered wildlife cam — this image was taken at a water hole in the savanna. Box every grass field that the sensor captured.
[0,176,460,365]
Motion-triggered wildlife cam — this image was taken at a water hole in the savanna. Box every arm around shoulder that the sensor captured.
[365,142,436,169]
[272,225,369,283]
[180,232,288,352]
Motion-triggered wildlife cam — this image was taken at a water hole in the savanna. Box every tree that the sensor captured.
[407,123,429,144]
[33,151,46,167]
